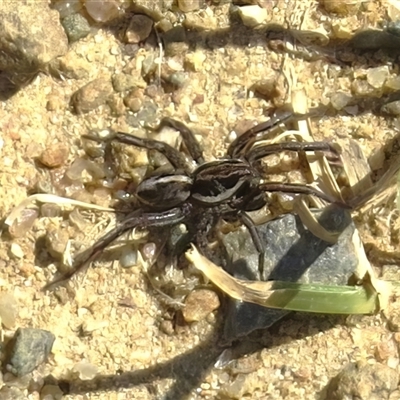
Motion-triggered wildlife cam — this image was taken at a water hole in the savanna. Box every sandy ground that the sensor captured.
[1,1,400,399]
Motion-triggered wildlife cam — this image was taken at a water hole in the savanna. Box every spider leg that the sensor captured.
[259,181,349,207]
[83,132,192,173]
[227,111,321,158]
[148,117,205,164]
[247,141,339,163]
[238,211,265,278]
[227,110,293,158]
[43,205,191,291]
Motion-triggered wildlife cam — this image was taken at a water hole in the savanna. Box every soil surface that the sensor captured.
[1,1,400,399]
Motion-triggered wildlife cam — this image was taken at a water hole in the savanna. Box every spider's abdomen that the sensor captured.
[136,174,192,209]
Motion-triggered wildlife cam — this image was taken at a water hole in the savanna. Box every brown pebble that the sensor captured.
[177,0,202,13]
[38,143,69,168]
[375,339,397,363]
[71,78,113,114]
[124,14,153,44]
[159,320,175,336]
[320,0,361,15]
[182,289,220,323]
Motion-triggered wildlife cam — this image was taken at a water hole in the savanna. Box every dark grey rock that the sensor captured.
[5,328,55,377]
[61,13,91,43]
[221,206,357,343]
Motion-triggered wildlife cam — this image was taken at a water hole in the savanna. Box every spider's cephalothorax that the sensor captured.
[45,112,343,289]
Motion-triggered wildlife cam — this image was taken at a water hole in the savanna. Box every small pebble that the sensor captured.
[40,204,62,218]
[177,0,202,13]
[124,93,143,113]
[182,289,220,323]
[45,227,69,258]
[366,66,389,89]
[71,78,114,114]
[0,292,18,329]
[381,100,400,116]
[5,328,55,377]
[73,361,99,380]
[326,361,398,399]
[112,73,142,92]
[85,0,120,22]
[385,76,400,91]
[107,94,126,116]
[10,243,24,259]
[0,386,25,399]
[40,384,64,400]
[51,51,91,80]
[9,208,39,238]
[330,92,352,110]
[219,374,248,399]
[124,14,153,44]
[61,13,91,43]
[252,78,281,100]
[320,0,361,15]
[52,0,83,18]
[351,79,375,97]
[238,5,268,28]
[184,52,206,72]
[119,247,138,268]
[166,71,188,88]
[38,143,69,168]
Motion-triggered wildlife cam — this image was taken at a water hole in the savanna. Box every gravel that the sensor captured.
[1,1,400,399]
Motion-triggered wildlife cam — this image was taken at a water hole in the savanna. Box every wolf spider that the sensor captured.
[45,111,343,289]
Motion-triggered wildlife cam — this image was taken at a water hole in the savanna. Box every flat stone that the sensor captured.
[221,206,358,343]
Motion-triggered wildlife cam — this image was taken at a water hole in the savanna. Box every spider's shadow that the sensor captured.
[46,304,345,400]
[43,205,352,399]
[4,3,400,103]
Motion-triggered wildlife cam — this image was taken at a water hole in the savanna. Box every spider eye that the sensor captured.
[136,175,192,209]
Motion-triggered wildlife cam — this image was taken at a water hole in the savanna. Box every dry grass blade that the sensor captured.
[5,194,115,227]
[293,197,341,243]
[348,154,400,210]
[291,90,343,204]
[185,245,380,315]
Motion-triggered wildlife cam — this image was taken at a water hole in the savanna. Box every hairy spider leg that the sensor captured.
[238,211,265,277]
[258,182,349,208]
[148,117,205,164]
[43,206,190,291]
[226,110,326,158]
[83,132,193,174]
[247,141,339,163]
